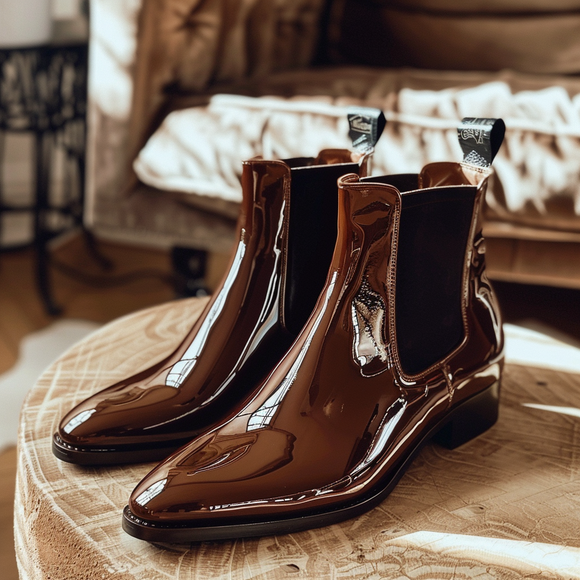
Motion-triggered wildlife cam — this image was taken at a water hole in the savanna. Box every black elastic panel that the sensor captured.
[396,186,476,375]
[361,173,418,193]
[285,163,358,336]
[282,157,316,168]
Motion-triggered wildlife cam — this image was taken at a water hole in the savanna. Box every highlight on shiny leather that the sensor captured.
[52,150,369,466]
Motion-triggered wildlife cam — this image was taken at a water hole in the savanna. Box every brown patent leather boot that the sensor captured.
[53,149,370,464]
[122,118,505,542]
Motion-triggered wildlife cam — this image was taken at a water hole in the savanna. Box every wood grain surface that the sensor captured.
[14,297,580,579]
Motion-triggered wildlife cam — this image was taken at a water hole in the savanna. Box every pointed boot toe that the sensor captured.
[124,426,305,536]
[53,376,196,464]
[123,118,506,542]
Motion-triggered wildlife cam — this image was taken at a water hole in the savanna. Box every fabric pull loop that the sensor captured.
[347,107,387,153]
[458,117,505,168]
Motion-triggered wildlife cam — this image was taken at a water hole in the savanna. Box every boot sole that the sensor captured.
[122,379,500,542]
[52,434,193,466]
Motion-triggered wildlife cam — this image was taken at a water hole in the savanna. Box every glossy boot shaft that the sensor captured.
[53,150,368,465]
[124,132,505,542]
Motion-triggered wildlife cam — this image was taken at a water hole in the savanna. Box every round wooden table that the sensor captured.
[14,298,580,579]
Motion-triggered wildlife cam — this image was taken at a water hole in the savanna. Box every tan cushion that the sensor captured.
[126,0,328,157]
[328,0,580,74]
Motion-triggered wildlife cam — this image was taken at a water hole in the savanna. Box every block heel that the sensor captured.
[433,380,500,450]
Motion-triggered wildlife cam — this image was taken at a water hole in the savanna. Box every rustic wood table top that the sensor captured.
[14,297,580,579]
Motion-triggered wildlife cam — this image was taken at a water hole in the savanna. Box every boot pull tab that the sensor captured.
[347,107,386,153]
[458,117,505,168]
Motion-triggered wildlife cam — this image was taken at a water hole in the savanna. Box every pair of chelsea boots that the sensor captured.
[53,115,506,543]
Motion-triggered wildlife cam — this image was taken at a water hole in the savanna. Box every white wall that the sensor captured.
[52,0,83,18]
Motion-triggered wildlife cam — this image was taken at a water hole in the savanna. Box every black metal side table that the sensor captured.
[0,41,88,314]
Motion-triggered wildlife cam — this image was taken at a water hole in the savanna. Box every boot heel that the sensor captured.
[433,381,500,450]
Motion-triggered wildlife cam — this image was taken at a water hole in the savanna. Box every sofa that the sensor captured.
[85,0,580,288]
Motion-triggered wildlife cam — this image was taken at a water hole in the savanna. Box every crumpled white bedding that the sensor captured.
[134,75,580,232]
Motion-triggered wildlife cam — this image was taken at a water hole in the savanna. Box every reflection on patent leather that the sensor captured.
[52,149,369,465]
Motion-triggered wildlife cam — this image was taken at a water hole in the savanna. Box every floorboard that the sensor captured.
[0,447,17,578]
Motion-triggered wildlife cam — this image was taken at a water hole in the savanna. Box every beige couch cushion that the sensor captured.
[127,0,329,159]
[134,67,580,236]
[329,0,580,74]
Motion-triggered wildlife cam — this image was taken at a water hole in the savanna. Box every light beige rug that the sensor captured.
[0,320,100,452]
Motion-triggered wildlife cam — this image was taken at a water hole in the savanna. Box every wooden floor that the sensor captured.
[0,447,17,577]
[1,234,579,578]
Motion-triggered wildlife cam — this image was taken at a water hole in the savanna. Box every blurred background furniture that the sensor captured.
[86,0,580,289]
[0,34,89,314]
